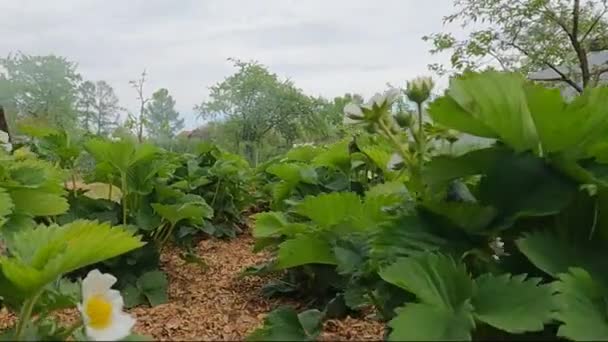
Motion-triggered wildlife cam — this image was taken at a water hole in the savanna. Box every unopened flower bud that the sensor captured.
[406,76,434,105]
[394,112,412,128]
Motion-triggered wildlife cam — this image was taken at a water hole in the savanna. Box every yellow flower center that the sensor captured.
[85,295,113,329]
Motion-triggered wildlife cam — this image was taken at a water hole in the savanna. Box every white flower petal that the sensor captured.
[82,269,117,300]
[80,270,135,341]
[85,312,135,341]
[343,103,363,117]
[0,131,8,144]
[343,115,358,124]
[107,289,124,312]
[360,102,373,111]
[369,93,385,107]
[384,88,401,104]
[387,153,404,170]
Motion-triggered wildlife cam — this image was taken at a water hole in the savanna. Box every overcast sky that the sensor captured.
[0,0,456,129]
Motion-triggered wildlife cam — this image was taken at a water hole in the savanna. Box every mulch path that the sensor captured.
[0,232,385,341]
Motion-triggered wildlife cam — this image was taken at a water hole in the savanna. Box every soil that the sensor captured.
[0,232,385,341]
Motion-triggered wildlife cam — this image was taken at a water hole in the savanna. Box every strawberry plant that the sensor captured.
[168,142,254,238]
[249,71,608,341]
[14,130,254,308]
[0,137,145,340]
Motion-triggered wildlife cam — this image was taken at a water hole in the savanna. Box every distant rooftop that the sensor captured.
[528,50,608,81]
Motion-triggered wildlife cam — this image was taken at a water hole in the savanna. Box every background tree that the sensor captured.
[425,0,608,91]
[300,93,364,144]
[129,70,150,142]
[145,88,184,140]
[76,81,96,132]
[0,53,81,129]
[87,81,122,136]
[195,59,315,165]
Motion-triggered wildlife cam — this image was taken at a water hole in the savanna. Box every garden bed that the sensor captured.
[132,233,384,340]
[0,232,384,341]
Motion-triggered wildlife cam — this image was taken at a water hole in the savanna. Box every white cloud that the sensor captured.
[0,0,455,129]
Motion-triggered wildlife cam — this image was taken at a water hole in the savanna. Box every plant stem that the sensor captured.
[416,102,425,164]
[121,172,128,225]
[70,169,77,197]
[15,290,42,340]
[61,319,83,339]
[159,223,175,251]
[377,119,411,167]
[108,182,113,202]
[367,290,389,322]
[211,179,221,207]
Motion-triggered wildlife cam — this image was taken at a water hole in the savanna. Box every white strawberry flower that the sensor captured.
[0,131,8,143]
[78,269,135,341]
[387,153,404,170]
[343,103,364,120]
[368,88,401,108]
[384,88,401,105]
[0,131,11,153]
[343,88,400,125]
[368,93,385,107]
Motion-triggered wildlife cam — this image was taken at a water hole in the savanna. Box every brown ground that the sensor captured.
[0,233,385,341]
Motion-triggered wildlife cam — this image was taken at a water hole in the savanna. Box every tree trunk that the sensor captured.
[138,103,144,143]
[571,0,591,87]
[0,106,10,141]
[244,142,255,166]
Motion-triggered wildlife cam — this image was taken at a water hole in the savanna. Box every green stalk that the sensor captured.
[121,172,128,225]
[378,116,423,194]
[377,119,412,167]
[108,182,113,202]
[367,290,389,321]
[211,179,221,207]
[70,169,77,197]
[15,290,43,340]
[61,319,83,340]
[416,102,425,164]
[159,223,176,250]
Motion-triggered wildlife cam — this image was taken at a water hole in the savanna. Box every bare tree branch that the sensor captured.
[543,0,590,87]
[542,3,573,37]
[130,69,149,142]
[581,8,608,42]
[591,65,608,85]
[487,49,510,71]
[509,42,583,93]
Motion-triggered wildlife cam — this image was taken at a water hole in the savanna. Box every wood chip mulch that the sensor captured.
[0,233,385,341]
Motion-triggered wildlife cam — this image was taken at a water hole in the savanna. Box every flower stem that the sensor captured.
[15,290,42,340]
[378,115,423,195]
[108,181,113,202]
[416,102,425,164]
[62,319,83,339]
[367,290,389,322]
[70,169,77,197]
[121,172,128,225]
[159,223,176,251]
[377,119,411,167]
[211,179,221,207]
